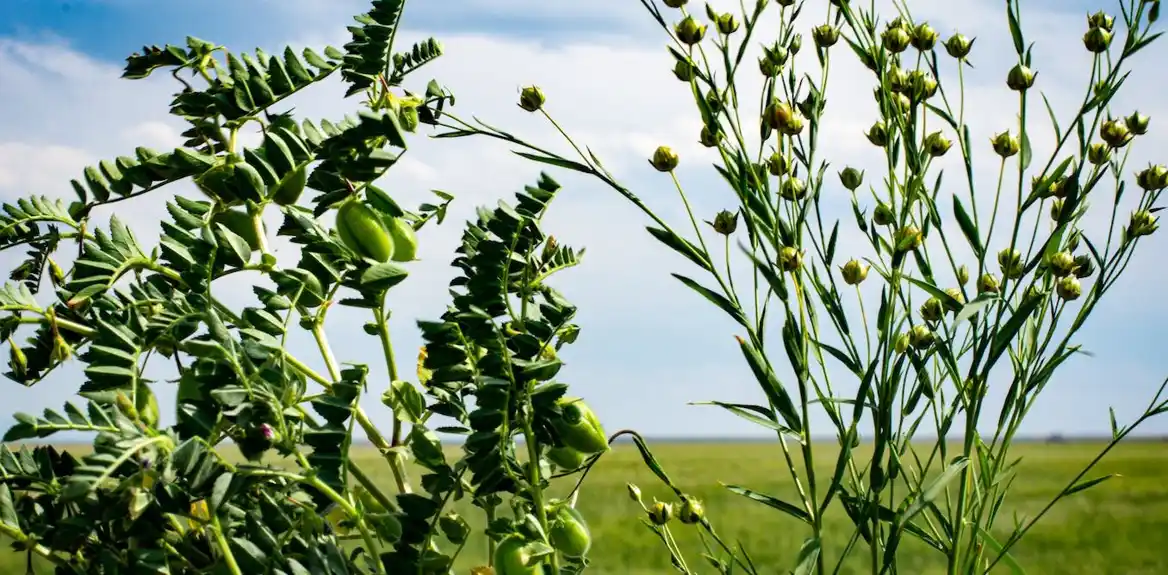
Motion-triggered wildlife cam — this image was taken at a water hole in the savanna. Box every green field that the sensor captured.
[4,440,1167,573]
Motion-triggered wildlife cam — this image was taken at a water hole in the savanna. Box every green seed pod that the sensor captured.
[399,105,420,133]
[1073,254,1095,278]
[1006,64,1036,91]
[866,121,889,147]
[386,217,418,262]
[882,26,911,53]
[1136,164,1168,191]
[813,24,840,48]
[920,298,943,323]
[547,446,587,470]
[1125,111,1150,135]
[912,22,939,51]
[8,340,27,378]
[909,325,934,349]
[213,209,264,251]
[944,33,973,59]
[767,152,790,176]
[894,226,923,253]
[1129,209,1159,237]
[873,202,894,226]
[991,131,1021,158]
[115,392,139,421]
[678,497,704,525]
[648,501,673,525]
[1048,251,1076,277]
[779,246,803,271]
[548,506,592,557]
[554,397,609,454]
[712,210,738,235]
[1056,276,1082,301]
[764,101,804,135]
[269,162,307,206]
[944,287,965,312]
[1087,10,1115,31]
[977,273,1000,294]
[675,16,707,45]
[337,201,394,262]
[699,125,722,148]
[956,265,970,286]
[894,333,911,354]
[674,60,698,81]
[627,483,643,503]
[841,259,869,285]
[1083,26,1113,53]
[839,167,864,191]
[997,248,1023,279]
[780,178,807,201]
[135,384,159,428]
[716,13,740,35]
[925,132,952,157]
[662,0,686,7]
[1100,119,1132,147]
[518,86,545,113]
[494,535,540,575]
[651,146,679,172]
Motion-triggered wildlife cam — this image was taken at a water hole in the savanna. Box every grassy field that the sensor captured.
[3,440,1167,573]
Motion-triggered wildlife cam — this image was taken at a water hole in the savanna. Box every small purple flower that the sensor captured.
[260,424,275,440]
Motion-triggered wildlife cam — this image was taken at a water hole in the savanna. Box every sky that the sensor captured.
[0,0,1166,441]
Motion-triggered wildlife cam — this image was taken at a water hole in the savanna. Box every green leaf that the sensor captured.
[904,276,962,312]
[382,380,426,424]
[952,195,983,257]
[690,401,797,437]
[723,485,811,524]
[214,222,253,265]
[1065,474,1116,497]
[1019,124,1032,172]
[900,456,969,526]
[973,524,1028,575]
[955,293,999,324]
[360,262,409,291]
[1007,6,1024,55]
[671,274,746,328]
[512,151,592,174]
[1040,92,1061,141]
[987,294,1044,369]
[793,537,822,575]
[647,226,712,272]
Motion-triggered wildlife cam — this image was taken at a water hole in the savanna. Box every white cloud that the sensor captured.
[0,0,1166,439]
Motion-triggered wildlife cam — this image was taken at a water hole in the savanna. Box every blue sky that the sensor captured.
[1,0,1167,441]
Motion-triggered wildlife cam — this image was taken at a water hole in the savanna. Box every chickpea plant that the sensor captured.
[443,0,1168,573]
[0,1,613,574]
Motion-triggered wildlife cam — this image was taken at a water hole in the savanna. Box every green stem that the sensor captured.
[520,380,560,574]
[311,323,413,494]
[209,513,244,575]
[374,302,405,448]
[307,475,388,575]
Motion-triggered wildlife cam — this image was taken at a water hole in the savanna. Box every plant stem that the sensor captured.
[521,379,560,574]
[311,323,413,494]
[0,524,68,567]
[209,513,244,575]
[374,302,405,449]
[307,475,387,575]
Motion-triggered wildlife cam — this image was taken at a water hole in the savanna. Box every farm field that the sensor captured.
[3,440,1167,574]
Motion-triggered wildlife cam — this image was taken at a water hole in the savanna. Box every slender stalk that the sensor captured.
[209,513,244,575]
[311,323,412,494]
